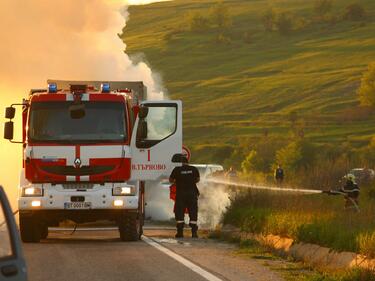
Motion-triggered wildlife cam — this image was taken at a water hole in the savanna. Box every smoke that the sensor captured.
[144,178,231,230]
[0,0,166,206]
[145,181,174,221]
[0,0,165,98]
[198,181,231,229]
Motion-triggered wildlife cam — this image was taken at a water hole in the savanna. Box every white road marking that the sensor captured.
[142,236,223,281]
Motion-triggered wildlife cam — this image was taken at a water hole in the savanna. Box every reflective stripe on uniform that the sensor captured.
[189,221,197,224]
[177,221,184,224]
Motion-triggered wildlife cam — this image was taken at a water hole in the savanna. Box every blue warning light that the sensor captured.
[48,83,57,93]
[101,83,110,93]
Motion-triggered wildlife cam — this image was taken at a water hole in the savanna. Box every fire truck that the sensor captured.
[3,80,183,242]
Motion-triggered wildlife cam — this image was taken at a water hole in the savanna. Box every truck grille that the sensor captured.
[41,165,114,176]
[63,183,94,190]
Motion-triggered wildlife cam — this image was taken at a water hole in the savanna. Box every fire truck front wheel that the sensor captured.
[119,215,142,241]
[19,215,43,243]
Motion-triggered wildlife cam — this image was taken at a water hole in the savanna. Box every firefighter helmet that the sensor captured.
[344,173,356,182]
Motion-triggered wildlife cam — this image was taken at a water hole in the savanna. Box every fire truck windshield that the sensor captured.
[28,101,127,143]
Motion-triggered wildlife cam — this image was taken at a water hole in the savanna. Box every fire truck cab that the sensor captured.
[3,80,183,242]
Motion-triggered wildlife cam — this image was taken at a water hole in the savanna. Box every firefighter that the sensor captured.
[275,164,284,186]
[169,156,200,238]
[341,174,360,211]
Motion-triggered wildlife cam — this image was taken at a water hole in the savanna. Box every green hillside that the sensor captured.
[122,0,375,165]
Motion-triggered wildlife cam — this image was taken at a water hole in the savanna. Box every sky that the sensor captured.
[0,0,167,208]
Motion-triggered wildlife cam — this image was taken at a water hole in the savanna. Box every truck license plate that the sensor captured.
[64,202,92,209]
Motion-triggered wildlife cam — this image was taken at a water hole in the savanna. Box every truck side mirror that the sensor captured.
[4,121,14,140]
[138,106,149,119]
[137,120,148,140]
[5,107,15,119]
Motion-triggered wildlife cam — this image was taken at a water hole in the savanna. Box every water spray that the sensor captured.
[203,178,360,213]
[203,178,323,195]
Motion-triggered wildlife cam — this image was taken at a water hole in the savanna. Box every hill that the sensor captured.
[122,0,375,165]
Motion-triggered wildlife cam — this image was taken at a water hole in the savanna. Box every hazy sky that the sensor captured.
[0,0,165,207]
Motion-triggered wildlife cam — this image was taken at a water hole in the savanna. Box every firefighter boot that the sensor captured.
[190,223,198,238]
[175,223,184,238]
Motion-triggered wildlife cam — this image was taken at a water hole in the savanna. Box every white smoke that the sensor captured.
[198,181,231,229]
[145,177,231,230]
[145,181,174,221]
[0,0,165,98]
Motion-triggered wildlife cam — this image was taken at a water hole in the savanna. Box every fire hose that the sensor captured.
[204,179,360,212]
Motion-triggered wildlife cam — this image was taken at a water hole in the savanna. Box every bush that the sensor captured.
[314,0,333,17]
[241,150,257,174]
[187,12,210,32]
[261,8,276,31]
[343,3,366,21]
[275,141,302,172]
[358,62,375,107]
[209,2,232,29]
[275,12,294,35]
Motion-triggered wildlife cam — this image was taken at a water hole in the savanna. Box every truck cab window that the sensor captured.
[29,101,127,143]
[137,104,177,148]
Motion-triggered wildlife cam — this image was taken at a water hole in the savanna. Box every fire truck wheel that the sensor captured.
[119,215,142,241]
[19,215,41,243]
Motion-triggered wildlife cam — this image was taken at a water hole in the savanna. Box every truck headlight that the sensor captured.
[112,186,136,196]
[22,187,43,197]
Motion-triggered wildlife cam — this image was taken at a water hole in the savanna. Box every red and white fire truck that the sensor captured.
[3,80,183,242]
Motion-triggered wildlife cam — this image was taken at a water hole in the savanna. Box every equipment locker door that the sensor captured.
[130,101,182,181]
[0,186,27,281]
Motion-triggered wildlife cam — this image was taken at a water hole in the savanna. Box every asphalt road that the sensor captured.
[23,227,284,281]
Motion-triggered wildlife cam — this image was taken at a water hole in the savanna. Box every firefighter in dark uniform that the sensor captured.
[275,165,284,186]
[169,156,200,238]
[323,174,360,212]
[341,174,360,211]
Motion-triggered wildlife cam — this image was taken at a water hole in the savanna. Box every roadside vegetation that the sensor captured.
[223,188,375,258]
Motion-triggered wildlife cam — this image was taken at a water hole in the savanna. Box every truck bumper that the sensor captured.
[18,182,139,211]
[19,209,139,224]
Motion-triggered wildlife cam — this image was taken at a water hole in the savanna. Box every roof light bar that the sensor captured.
[101,83,110,93]
[48,83,57,93]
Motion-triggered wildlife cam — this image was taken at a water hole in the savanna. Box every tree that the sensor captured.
[314,0,333,16]
[275,141,302,172]
[261,8,276,31]
[241,150,257,174]
[343,3,365,21]
[358,62,375,106]
[275,12,293,35]
[209,2,232,29]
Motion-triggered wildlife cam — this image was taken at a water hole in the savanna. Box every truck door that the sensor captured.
[0,186,27,281]
[130,101,182,180]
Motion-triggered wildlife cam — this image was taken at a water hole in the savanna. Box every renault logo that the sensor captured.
[74,158,82,168]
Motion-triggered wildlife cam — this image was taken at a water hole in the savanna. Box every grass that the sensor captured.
[123,0,375,165]
[223,188,375,257]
